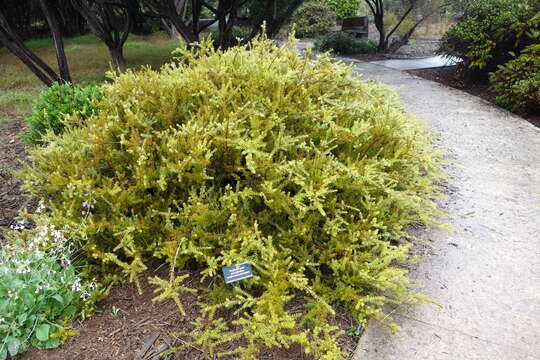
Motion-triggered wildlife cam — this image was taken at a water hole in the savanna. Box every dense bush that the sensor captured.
[489,44,540,115]
[291,2,337,38]
[324,0,361,19]
[315,32,377,54]
[0,221,93,359]
[437,0,540,75]
[22,39,441,359]
[22,82,103,146]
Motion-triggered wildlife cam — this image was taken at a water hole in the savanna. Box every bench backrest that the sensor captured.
[342,17,369,31]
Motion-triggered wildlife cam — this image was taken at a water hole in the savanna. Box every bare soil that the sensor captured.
[16,266,357,360]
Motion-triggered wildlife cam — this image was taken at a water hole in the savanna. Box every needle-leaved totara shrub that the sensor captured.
[21,39,442,359]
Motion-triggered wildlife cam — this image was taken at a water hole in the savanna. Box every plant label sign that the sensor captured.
[222,262,253,284]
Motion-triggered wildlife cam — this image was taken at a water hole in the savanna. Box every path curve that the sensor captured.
[347,61,540,360]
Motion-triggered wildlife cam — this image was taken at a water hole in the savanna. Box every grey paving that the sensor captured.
[344,60,540,360]
[368,55,461,70]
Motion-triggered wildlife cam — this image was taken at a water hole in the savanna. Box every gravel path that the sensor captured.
[347,60,540,360]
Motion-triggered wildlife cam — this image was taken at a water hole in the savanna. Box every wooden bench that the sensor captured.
[341,17,369,39]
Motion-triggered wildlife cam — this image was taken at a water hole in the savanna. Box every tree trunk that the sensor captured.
[108,46,125,67]
[0,7,71,86]
[39,0,71,83]
[376,19,386,51]
[0,28,55,86]
[267,0,304,38]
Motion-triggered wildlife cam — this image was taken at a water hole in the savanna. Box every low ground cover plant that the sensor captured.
[21,38,441,359]
[0,220,94,359]
[21,82,103,146]
[291,2,337,38]
[315,32,377,54]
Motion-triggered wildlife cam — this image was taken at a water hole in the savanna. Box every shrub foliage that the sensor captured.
[489,44,540,115]
[291,2,337,38]
[315,32,377,55]
[22,82,103,146]
[22,39,441,359]
[438,0,539,74]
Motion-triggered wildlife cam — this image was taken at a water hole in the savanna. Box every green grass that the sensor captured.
[0,32,182,123]
[0,88,43,124]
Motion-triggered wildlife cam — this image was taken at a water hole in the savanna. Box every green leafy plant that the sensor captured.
[315,31,377,54]
[291,2,337,38]
[21,82,103,146]
[437,0,540,75]
[489,44,540,115]
[21,38,442,359]
[0,222,94,359]
[324,0,361,19]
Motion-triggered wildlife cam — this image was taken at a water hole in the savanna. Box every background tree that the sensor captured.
[71,0,133,67]
[248,0,305,39]
[0,1,71,86]
[387,0,450,52]
[364,0,450,52]
[39,0,71,82]
[56,0,87,37]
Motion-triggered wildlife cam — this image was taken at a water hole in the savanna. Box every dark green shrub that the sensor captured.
[291,2,337,38]
[22,39,441,359]
[489,44,540,115]
[21,83,103,146]
[315,32,377,54]
[437,0,540,75]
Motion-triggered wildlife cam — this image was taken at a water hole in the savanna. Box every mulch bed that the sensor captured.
[17,266,357,360]
[408,66,540,128]
[0,119,32,242]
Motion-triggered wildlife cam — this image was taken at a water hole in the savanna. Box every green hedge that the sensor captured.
[438,0,539,75]
[21,83,103,146]
[489,44,540,115]
[315,32,377,55]
[291,2,337,38]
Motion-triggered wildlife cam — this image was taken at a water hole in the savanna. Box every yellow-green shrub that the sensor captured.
[21,39,442,359]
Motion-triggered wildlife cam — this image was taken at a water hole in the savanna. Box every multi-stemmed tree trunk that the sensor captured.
[56,0,87,37]
[364,0,450,53]
[143,0,304,49]
[71,0,133,67]
[39,0,71,82]
[249,0,305,39]
[0,0,71,86]
[364,0,415,52]
[143,0,197,43]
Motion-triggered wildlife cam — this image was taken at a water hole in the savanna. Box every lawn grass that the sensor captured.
[0,32,181,123]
